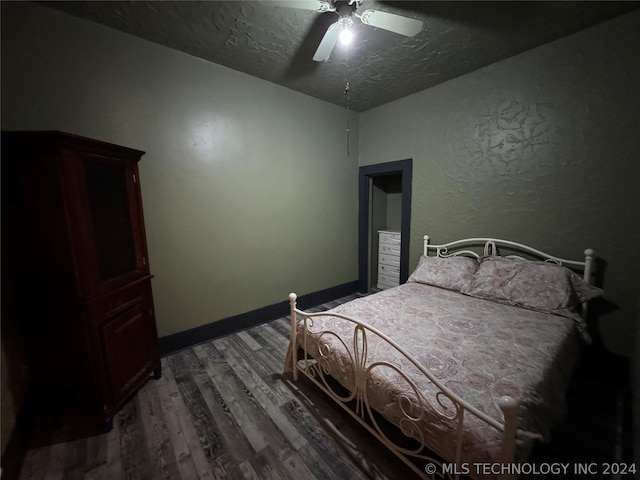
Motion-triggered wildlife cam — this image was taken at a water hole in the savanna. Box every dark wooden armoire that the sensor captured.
[1,131,160,430]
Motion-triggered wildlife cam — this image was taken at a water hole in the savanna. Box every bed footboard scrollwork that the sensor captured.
[287,293,521,480]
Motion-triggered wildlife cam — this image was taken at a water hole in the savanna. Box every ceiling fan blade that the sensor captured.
[267,1,334,12]
[313,22,340,61]
[359,9,423,37]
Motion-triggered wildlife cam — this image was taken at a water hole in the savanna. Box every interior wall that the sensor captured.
[386,193,402,231]
[1,1,359,334]
[359,11,640,468]
[370,183,388,288]
[369,174,403,290]
[359,9,640,359]
[0,1,359,451]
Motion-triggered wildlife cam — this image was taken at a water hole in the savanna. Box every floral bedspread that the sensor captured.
[285,282,582,474]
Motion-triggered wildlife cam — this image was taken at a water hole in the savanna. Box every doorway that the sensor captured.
[358,159,412,292]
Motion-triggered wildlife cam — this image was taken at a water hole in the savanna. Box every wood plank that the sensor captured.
[157,357,215,480]
[294,443,346,480]
[213,336,307,450]
[83,414,123,480]
[61,436,87,480]
[249,445,289,480]
[189,344,269,455]
[218,332,299,408]
[256,323,291,351]
[117,397,153,480]
[238,459,260,480]
[280,399,367,480]
[82,433,107,477]
[279,450,324,480]
[181,347,254,479]
[18,447,51,480]
[269,318,292,339]
[236,330,263,351]
[166,351,232,479]
[152,359,201,480]
[192,342,295,461]
[40,440,67,480]
[136,384,181,480]
[229,329,286,373]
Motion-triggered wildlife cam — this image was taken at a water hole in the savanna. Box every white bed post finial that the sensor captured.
[581,249,595,319]
[423,235,430,257]
[583,248,595,283]
[498,395,520,476]
[289,293,298,381]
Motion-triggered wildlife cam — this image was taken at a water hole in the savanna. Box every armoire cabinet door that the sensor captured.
[85,160,138,280]
[101,301,157,407]
[76,152,150,294]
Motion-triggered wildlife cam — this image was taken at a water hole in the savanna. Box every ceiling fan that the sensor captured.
[275,0,424,61]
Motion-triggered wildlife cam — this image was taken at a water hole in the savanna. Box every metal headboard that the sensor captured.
[422,235,595,284]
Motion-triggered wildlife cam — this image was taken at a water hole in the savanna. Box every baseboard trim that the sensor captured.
[158,280,359,356]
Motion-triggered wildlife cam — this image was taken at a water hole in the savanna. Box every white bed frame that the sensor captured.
[287,236,596,480]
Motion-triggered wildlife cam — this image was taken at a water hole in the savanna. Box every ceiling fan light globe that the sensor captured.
[339,28,353,45]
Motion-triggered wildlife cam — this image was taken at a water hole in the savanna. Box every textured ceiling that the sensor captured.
[43,1,639,112]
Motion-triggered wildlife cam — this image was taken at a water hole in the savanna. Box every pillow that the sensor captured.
[407,255,479,291]
[460,256,604,315]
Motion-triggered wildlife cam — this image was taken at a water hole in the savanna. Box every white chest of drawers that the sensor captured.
[377,230,401,289]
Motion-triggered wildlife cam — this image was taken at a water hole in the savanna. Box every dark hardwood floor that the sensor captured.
[4,293,634,480]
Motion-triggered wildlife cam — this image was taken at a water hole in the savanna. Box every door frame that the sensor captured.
[358,159,412,292]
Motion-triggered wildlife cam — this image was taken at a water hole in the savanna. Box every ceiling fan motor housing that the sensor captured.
[335,0,360,17]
